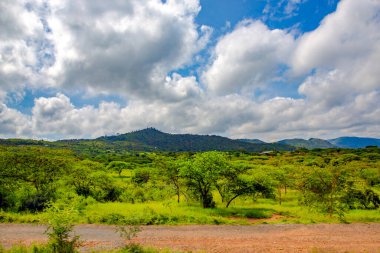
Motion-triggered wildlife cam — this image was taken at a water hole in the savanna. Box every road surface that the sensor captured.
[0,223,379,252]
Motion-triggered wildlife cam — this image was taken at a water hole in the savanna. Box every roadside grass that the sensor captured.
[0,191,379,225]
[345,209,380,223]
[83,201,235,225]
[0,211,45,224]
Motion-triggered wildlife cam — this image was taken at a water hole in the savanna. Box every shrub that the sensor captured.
[45,202,81,253]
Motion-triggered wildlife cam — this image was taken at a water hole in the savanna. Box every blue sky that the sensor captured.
[0,0,379,141]
[197,0,338,32]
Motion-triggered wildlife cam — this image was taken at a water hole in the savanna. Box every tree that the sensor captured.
[154,155,184,203]
[132,168,151,184]
[68,160,104,197]
[0,151,71,211]
[181,151,229,208]
[216,165,274,208]
[106,161,134,176]
[299,163,352,218]
[270,165,294,205]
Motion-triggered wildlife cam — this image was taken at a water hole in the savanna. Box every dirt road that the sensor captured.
[1,223,379,252]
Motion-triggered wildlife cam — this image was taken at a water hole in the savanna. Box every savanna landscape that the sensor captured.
[1,129,379,252]
[1,0,380,252]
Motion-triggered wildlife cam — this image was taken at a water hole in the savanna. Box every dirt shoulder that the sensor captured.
[1,223,379,252]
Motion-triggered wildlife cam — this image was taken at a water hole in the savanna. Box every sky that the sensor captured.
[0,0,380,141]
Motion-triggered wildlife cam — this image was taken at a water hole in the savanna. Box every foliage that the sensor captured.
[116,225,141,240]
[180,152,229,208]
[298,163,353,218]
[45,200,81,253]
[0,144,379,225]
[107,161,134,176]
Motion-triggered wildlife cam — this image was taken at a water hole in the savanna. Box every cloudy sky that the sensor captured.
[1,0,379,141]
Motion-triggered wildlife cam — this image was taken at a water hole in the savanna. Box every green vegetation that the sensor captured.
[0,143,379,227]
[0,128,294,153]
[277,138,336,149]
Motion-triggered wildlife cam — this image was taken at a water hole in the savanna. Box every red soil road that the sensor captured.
[0,223,379,252]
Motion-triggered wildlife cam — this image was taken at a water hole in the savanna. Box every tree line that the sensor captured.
[0,145,379,218]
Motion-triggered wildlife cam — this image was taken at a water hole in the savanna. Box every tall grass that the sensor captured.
[1,191,379,225]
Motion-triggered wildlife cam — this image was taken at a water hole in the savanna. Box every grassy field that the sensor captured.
[1,191,379,225]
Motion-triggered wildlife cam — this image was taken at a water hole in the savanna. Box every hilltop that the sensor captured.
[95,128,293,152]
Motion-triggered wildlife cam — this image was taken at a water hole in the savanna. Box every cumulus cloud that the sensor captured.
[1,0,380,141]
[202,20,295,95]
[42,0,209,101]
[0,0,43,94]
[0,103,30,137]
[292,0,380,77]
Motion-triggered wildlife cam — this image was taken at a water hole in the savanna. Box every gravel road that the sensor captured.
[1,223,379,252]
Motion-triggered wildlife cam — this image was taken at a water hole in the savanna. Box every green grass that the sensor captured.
[0,211,46,224]
[1,191,379,225]
[82,201,235,225]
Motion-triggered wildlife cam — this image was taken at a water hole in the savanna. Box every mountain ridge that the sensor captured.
[95,128,293,152]
[1,128,379,151]
[328,136,380,148]
[276,138,337,149]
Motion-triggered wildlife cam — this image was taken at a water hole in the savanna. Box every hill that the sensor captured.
[328,137,380,148]
[277,138,336,149]
[236,139,266,144]
[96,128,293,152]
[2,131,379,152]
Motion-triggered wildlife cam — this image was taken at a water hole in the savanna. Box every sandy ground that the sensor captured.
[0,223,379,252]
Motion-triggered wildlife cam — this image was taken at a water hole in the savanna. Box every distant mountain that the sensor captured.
[328,137,380,148]
[4,129,378,152]
[96,128,294,152]
[277,138,336,149]
[236,139,266,144]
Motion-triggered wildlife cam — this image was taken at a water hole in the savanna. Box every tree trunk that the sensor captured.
[226,194,240,208]
[201,192,214,208]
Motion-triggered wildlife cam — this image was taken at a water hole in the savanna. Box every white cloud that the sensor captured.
[42,0,208,101]
[292,0,380,77]
[0,0,43,94]
[202,20,295,95]
[0,103,30,137]
[1,0,380,141]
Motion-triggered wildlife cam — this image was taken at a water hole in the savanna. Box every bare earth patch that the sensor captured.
[0,223,379,252]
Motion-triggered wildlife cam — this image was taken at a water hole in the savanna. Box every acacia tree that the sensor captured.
[181,151,229,208]
[107,161,134,176]
[299,163,352,218]
[219,173,274,208]
[0,151,70,211]
[68,160,105,197]
[154,156,184,203]
[270,165,294,205]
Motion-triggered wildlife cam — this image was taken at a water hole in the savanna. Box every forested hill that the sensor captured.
[2,129,378,153]
[96,128,293,152]
[277,138,337,149]
[329,137,380,148]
